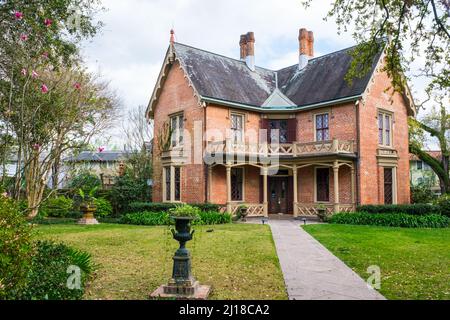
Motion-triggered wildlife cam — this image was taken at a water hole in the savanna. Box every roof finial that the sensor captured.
[170,29,175,45]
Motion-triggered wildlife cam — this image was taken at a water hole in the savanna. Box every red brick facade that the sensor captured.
[151,53,411,214]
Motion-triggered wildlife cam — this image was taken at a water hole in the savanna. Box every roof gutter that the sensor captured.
[202,94,362,113]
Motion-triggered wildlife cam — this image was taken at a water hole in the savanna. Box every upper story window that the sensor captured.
[231,113,244,143]
[170,113,184,147]
[378,111,392,147]
[269,120,288,143]
[315,113,329,141]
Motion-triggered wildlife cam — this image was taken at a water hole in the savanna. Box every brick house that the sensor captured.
[147,28,415,217]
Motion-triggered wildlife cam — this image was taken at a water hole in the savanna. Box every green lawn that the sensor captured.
[304,224,450,300]
[35,223,287,300]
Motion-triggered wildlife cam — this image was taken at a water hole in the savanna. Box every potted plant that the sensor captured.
[77,187,99,225]
[239,204,249,222]
[316,204,328,222]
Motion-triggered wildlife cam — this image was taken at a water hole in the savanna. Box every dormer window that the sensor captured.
[170,113,183,147]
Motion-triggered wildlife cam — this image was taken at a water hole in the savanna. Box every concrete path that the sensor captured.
[269,220,385,300]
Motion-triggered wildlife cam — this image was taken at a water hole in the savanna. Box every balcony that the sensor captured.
[206,139,355,158]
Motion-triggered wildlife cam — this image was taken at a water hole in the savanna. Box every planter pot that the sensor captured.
[240,208,248,222]
[317,208,327,222]
[78,204,99,225]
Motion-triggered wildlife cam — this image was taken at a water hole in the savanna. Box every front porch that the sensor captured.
[209,158,357,218]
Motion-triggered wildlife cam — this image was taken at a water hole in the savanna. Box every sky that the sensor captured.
[80,0,428,148]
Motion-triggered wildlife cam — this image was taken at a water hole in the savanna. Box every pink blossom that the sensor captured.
[33,143,41,150]
[44,18,52,27]
[41,84,49,93]
[42,51,49,59]
[74,82,81,90]
[20,33,28,41]
[31,70,39,79]
[21,68,27,76]
[98,147,105,153]
[14,11,23,20]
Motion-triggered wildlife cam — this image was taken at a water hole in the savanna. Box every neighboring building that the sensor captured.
[64,151,131,188]
[147,28,415,217]
[409,152,441,194]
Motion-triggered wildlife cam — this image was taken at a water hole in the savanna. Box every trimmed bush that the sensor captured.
[40,196,74,218]
[119,211,171,226]
[119,211,231,226]
[93,198,113,218]
[0,196,33,299]
[19,241,93,300]
[356,204,441,216]
[128,202,220,213]
[435,194,450,217]
[410,184,437,204]
[329,212,449,228]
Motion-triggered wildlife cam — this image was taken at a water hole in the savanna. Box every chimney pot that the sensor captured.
[239,34,247,60]
[239,31,255,71]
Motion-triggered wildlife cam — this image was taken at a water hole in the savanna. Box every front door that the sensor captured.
[269,177,289,214]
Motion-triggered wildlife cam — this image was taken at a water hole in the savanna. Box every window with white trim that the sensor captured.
[230,113,244,143]
[170,113,184,147]
[378,112,392,146]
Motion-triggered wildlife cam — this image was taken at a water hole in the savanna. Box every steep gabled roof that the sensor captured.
[147,41,413,117]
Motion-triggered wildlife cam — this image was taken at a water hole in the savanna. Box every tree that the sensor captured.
[121,105,153,200]
[409,102,450,194]
[0,1,118,217]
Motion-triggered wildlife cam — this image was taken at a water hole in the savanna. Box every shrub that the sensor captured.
[19,241,93,300]
[329,212,449,228]
[169,204,201,218]
[119,211,231,226]
[196,211,232,225]
[128,202,221,213]
[411,184,438,204]
[356,204,440,216]
[435,194,450,217]
[40,196,74,218]
[0,196,33,299]
[109,174,148,215]
[93,198,112,218]
[68,171,101,194]
[119,211,171,226]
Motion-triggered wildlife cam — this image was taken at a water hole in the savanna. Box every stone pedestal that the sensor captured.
[78,205,99,225]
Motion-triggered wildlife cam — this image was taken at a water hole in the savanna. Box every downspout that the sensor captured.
[203,102,208,203]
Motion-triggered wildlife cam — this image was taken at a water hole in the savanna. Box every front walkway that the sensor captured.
[269,220,385,300]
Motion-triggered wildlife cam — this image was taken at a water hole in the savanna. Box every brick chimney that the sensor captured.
[298,28,314,70]
[239,32,256,71]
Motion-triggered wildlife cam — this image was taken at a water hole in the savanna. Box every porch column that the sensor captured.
[262,166,268,217]
[226,163,232,214]
[208,165,213,202]
[293,164,298,217]
[351,165,356,209]
[333,161,340,213]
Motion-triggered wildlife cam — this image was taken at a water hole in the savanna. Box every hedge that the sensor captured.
[119,211,231,226]
[356,204,441,216]
[127,202,221,213]
[329,212,449,228]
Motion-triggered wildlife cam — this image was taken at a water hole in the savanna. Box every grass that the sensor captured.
[35,223,287,300]
[304,224,450,300]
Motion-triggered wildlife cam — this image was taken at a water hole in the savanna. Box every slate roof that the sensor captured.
[65,151,131,163]
[172,42,382,109]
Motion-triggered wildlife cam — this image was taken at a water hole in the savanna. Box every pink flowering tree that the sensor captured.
[0,1,119,218]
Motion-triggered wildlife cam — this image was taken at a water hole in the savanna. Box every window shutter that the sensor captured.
[260,119,269,142]
[287,118,297,143]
